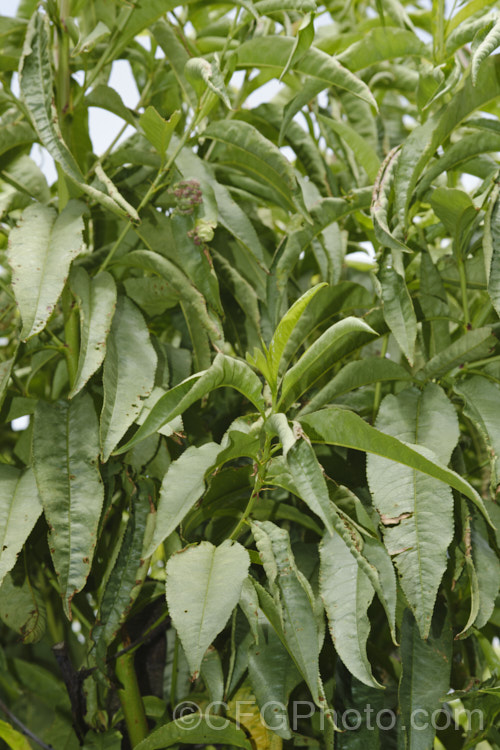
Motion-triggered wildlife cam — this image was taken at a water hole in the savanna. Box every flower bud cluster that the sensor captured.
[172,179,203,214]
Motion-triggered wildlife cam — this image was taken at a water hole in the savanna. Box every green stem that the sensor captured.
[169,633,179,709]
[115,649,149,747]
[372,334,389,422]
[457,256,470,329]
[229,434,271,540]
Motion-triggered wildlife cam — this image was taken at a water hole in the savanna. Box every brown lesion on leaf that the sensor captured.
[380,511,413,526]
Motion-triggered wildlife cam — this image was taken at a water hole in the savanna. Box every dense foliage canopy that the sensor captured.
[1,0,500,748]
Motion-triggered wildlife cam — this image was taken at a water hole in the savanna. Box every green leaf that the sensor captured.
[114,249,224,356]
[266,283,327,385]
[338,27,429,71]
[0,109,35,160]
[367,385,459,637]
[7,201,86,341]
[394,55,500,227]
[320,531,380,689]
[419,253,451,358]
[93,481,154,655]
[82,730,123,750]
[472,18,500,84]
[484,185,500,316]
[139,107,181,160]
[300,357,411,415]
[85,84,136,127]
[420,327,496,380]
[204,119,306,216]
[266,414,335,534]
[100,296,157,462]
[72,20,110,56]
[116,353,264,454]
[416,128,500,200]
[399,606,452,750]
[455,376,500,485]
[254,0,317,13]
[0,570,46,644]
[135,716,252,750]
[0,466,41,588]
[69,267,117,398]
[299,406,492,523]
[144,443,221,557]
[317,114,381,182]
[151,20,197,107]
[278,317,377,410]
[235,36,377,110]
[0,719,32,750]
[429,187,479,256]
[248,627,302,740]
[251,521,323,707]
[275,189,372,300]
[32,393,104,617]
[279,12,315,81]
[166,540,250,677]
[378,260,417,366]
[0,357,14,411]
[470,516,500,629]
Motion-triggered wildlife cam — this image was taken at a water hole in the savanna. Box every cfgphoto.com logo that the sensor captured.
[172,700,484,733]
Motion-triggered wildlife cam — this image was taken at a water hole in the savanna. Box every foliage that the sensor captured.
[1,0,500,748]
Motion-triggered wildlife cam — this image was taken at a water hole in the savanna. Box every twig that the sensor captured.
[0,698,54,750]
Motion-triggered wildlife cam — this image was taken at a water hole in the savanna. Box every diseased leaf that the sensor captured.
[7,201,86,340]
[100,296,157,461]
[299,406,492,523]
[166,540,250,677]
[366,385,459,637]
[93,480,155,658]
[0,466,41,588]
[20,11,139,222]
[32,393,104,617]
[472,18,500,85]
[69,267,117,398]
